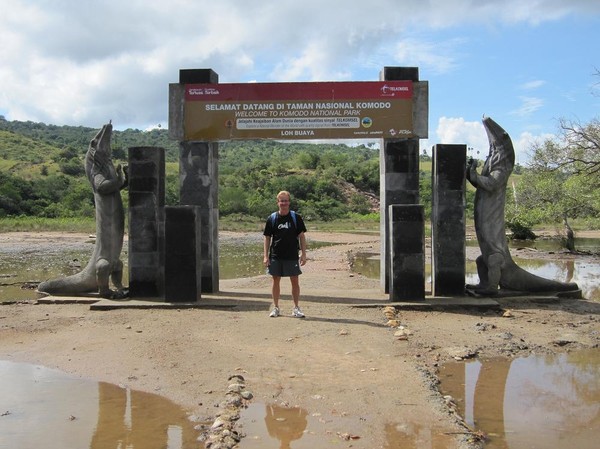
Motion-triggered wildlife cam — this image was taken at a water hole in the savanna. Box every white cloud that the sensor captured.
[393,38,463,75]
[0,0,598,129]
[521,80,546,90]
[435,117,487,156]
[513,130,556,164]
[432,116,557,165]
[511,97,544,117]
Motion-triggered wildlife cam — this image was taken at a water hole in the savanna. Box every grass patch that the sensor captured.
[0,217,96,233]
[4,215,595,237]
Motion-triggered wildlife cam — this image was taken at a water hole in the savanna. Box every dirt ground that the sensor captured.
[0,231,599,448]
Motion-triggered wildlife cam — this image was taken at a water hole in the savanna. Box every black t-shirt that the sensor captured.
[263,212,307,260]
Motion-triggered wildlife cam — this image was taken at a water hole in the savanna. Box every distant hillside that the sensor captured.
[0,117,180,162]
[0,117,392,221]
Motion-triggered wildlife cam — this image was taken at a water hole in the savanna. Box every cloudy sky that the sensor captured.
[1,0,599,163]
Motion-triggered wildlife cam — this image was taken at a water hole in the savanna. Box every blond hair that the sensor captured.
[277,190,291,201]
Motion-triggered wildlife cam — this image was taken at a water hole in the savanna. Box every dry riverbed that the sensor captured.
[0,231,599,448]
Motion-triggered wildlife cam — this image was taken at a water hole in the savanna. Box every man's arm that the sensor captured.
[263,235,271,267]
[299,232,307,266]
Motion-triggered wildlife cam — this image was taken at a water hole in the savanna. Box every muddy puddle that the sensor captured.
[236,402,456,449]
[349,238,600,301]
[0,360,203,449]
[0,361,460,449]
[438,349,600,449]
[0,236,335,302]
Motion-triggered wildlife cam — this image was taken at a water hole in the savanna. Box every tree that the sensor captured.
[520,117,600,249]
[529,118,600,184]
[529,69,600,180]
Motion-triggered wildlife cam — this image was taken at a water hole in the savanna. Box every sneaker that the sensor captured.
[269,307,280,317]
[292,306,305,318]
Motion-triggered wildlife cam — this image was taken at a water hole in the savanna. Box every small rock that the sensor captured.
[386,319,401,328]
[225,395,242,407]
[241,391,253,400]
[475,322,496,332]
[446,347,478,360]
[210,417,227,430]
[227,383,244,393]
[552,335,576,346]
[394,328,411,338]
[498,332,513,340]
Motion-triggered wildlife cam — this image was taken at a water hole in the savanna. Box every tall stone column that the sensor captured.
[431,144,466,296]
[179,141,219,292]
[379,67,421,293]
[128,146,165,298]
[170,69,219,293]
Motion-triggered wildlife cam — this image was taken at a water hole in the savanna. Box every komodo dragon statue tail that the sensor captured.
[38,122,128,299]
[466,117,579,297]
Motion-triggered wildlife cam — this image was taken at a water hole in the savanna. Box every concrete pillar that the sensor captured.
[389,205,425,300]
[179,141,219,293]
[171,68,220,293]
[128,146,165,298]
[379,67,421,294]
[431,144,467,296]
[164,206,202,302]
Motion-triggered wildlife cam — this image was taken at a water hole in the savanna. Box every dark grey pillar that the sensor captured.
[174,68,220,293]
[380,139,421,293]
[128,146,165,298]
[389,205,425,300]
[379,67,421,294]
[164,206,202,302]
[431,144,467,296]
[179,141,219,293]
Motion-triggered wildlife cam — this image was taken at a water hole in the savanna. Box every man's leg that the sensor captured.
[272,276,281,308]
[290,275,300,307]
[290,275,305,317]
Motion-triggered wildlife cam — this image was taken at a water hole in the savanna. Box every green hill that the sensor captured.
[0,117,389,221]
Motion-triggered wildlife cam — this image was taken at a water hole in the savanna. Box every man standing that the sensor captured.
[263,191,307,318]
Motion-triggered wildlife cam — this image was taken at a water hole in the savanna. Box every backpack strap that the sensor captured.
[290,210,297,228]
[270,210,298,228]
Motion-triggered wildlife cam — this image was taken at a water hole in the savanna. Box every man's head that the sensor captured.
[277,190,291,213]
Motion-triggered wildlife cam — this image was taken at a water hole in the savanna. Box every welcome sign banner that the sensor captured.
[183,81,414,141]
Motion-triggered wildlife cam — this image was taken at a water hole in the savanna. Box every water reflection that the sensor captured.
[0,238,335,302]
[383,422,455,449]
[1,236,597,302]
[351,251,600,301]
[0,361,200,449]
[438,350,600,449]
[264,404,308,449]
[0,247,96,302]
[238,402,456,449]
[239,403,366,449]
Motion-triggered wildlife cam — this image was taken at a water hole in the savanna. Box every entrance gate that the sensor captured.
[128,67,465,302]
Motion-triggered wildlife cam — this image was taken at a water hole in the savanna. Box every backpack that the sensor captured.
[270,210,297,229]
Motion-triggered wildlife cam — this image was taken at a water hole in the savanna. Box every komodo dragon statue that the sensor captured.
[38,122,128,299]
[466,117,579,297]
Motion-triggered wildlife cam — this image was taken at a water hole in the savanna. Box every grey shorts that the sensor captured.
[267,259,302,277]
